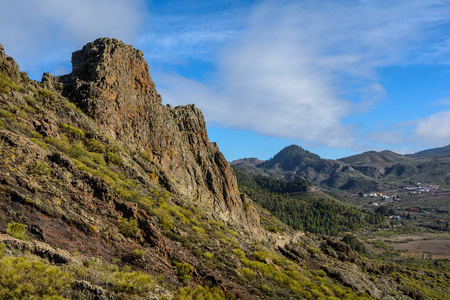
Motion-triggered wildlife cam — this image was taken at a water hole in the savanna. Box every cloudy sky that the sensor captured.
[1,0,449,160]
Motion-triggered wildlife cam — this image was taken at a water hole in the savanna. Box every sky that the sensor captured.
[1,0,450,161]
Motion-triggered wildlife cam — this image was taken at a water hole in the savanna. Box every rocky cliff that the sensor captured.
[0,39,447,299]
[59,38,260,237]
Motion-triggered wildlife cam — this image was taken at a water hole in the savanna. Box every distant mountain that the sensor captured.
[407,144,450,158]
[232,145,450,191]
[338,150,407,165]
[257,145,321,171]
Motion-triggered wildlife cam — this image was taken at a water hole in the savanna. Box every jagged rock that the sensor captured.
[0,43,21,81]
[62,38,262,238]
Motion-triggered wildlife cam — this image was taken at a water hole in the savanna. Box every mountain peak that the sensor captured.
[258,145,321,171]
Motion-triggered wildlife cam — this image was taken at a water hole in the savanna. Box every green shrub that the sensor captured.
[173,285,226,300]
[0,119,3,127]
[203,252,213,259]
[106,152,123,165]
[192,225,206,235]
[118,217,140,237]
[253,251,267,262]
[6,222,28,241]
[37,89,56,100]
[28,161,52,176]
[107,270,155,296]
[139,151,152,162]
[0,256,72,298]
[0,243,4,258]
[342,235,366,254]
[61,123,85,139]
[86,138,106,153]
[0,72,21,94]
[267,225,279,233]
[308,246,320,255]
[0,108,15,119]
[176,262,194,284]
[232,248,246,260]
[240,267,257,278]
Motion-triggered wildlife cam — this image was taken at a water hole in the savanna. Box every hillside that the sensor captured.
[233,145,450,191]
[406,144,450,158]
[0,39,448,299]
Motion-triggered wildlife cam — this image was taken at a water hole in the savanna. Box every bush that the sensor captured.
[107,270,155,296]
[0,72,21,94]
[176,262,194,284]
[0,256,72,298]
[0,243,4,258]
[6,222,28,241]
[107,152,123,165]
[203,252,213,259]
[157,210,173,230]
[28,161,52,176]
[86,138,106,153]
[253,251,267,262]
[342,235,366,254]
[173,285,225,300]
[61,123,85,139]
[37,89,56,101]
[118,217,140,237]
[0,108,15,120]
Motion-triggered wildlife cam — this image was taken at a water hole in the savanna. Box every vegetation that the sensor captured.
[6,222,28,241]
[234,167,370,234]
[118,217,140,237]
[0,256,72,298]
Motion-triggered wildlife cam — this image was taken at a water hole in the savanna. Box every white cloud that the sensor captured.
[155,0,450,149]
[414,110,450,144]
[0,0,146,78]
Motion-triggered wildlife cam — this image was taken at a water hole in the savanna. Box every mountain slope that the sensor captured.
[0,40,448,299]
[233,145,450,191]
[407,144,450,158]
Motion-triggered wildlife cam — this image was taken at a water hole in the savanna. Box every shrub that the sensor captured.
[192,225,206,235]
[118,217,140,237]
[232,248,246,260]
[0,72,21,94]
[0,243,4,258]
[0,108,15,120]
[203,252,213,259]
[173,285,225,300]
[107,152,123,165]
[61,123,85,139]
[107,270,155,296]
[0,256,72,298]
[156,210,173,230]
[37,89,56,100]
[240,267,257,278]
[28,161,52,176]
[139,151,152,162]
[342,235,366,254]
[253,251,267,262]
[6,222,28,241]
[176,262,194,284]
[86,138,106,153]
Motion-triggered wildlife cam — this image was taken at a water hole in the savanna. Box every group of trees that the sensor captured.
[233,167,371,235]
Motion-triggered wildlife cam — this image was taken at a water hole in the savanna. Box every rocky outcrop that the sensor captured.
[0,43,21,81]
[61,38,261,238]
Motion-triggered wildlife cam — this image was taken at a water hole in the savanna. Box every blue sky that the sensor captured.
[1,0,450,161]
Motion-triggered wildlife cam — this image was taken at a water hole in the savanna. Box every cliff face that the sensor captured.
[62,38,260,237]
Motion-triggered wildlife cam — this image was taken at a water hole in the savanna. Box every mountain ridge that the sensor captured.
[232,144,450,191]
[0,39,448,299]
